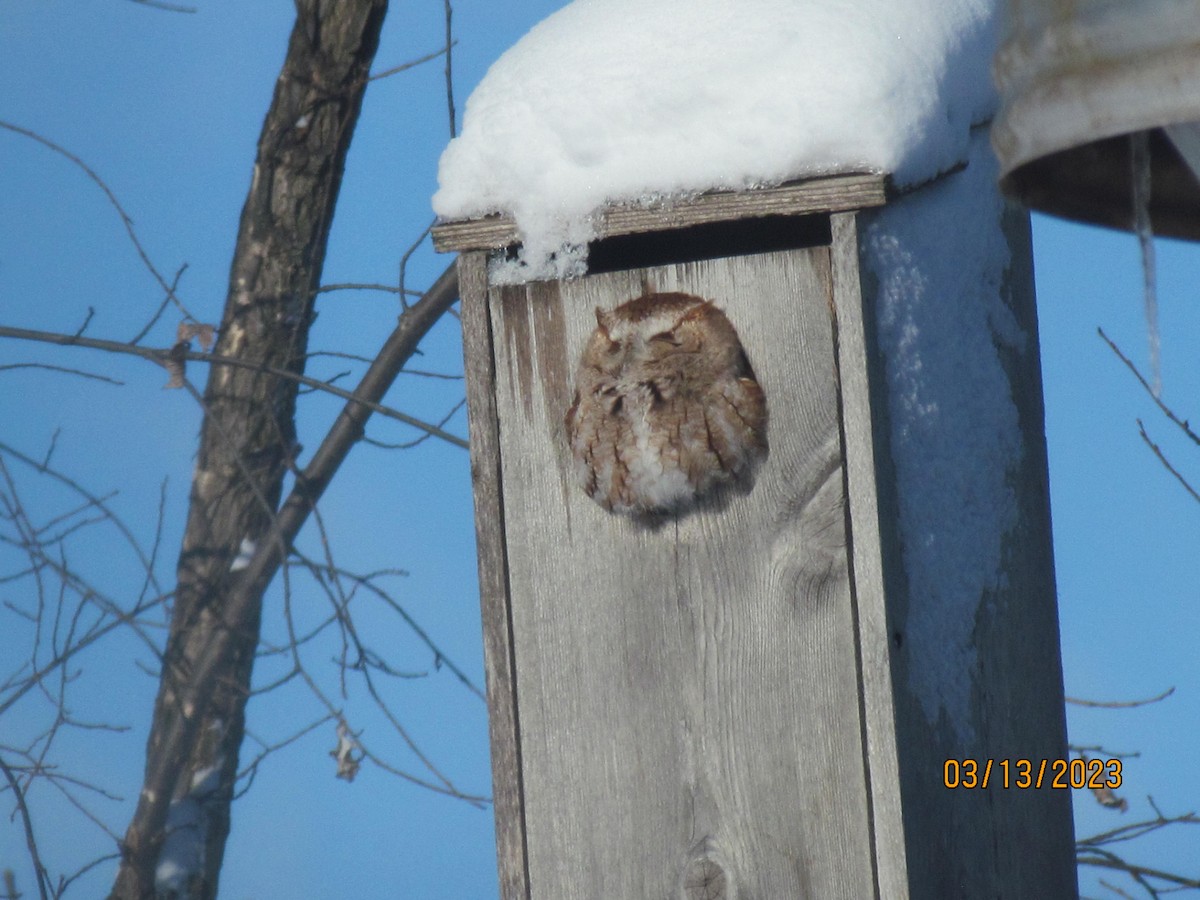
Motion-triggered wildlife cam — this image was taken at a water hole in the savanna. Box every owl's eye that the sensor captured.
[649,331,681,346]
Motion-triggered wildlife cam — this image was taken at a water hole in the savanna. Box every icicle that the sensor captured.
[1130,131,1161,398]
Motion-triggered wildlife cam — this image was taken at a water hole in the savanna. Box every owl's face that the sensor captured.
[585,294,742,389]
[565,292,768,516]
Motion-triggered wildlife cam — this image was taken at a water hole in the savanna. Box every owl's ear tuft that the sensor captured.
[595,307,620,345]
[668,301,710,334]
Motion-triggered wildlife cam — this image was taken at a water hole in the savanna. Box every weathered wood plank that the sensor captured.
[432,173,886,252]
[829,212,909,900]
[458,251,530,900]
[486,243,876,898]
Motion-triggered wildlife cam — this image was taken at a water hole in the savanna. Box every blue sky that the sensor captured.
[1,2,1197,898]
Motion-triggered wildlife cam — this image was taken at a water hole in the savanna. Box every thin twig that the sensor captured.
[275,553,481,803]
[137,479,169,608]
[39,429,60,471]
[364,398,466,451]
[285,560,484,701]
[0,363,124,385]
[1099,327,1200,447]
[56,852,122,897]
[0,755,51,900]
[234,715,334,798]
[1136,420,1200,505]
[129,263,188,345]
[124,0,196,12]
[0,442,164,604]
[1096,879,1137,900]
[72,308,95,338]
[307,349,374,365]
[0,120,197,323]
[399,367,462,381]
[368,44,455,83]
[1065,687,1175,709]
[398,222,433,311]
[443,0,457,137]
[316,282,421,299]
[1069,743,1142,761]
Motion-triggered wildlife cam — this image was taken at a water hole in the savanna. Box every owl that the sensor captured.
[564,291,768,515]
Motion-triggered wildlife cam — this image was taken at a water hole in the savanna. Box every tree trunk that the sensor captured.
[110,2,388,897]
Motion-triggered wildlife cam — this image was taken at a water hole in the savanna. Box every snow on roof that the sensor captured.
[433,0,999,278]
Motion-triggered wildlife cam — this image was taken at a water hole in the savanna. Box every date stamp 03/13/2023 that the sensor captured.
[943,757,1123,790]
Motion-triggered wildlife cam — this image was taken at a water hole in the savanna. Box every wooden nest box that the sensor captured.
[433,174,1076,900]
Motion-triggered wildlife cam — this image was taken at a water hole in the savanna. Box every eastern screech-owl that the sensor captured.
[564,292,768,515]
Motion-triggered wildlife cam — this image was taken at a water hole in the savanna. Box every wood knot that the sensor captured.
[683,857,727,900]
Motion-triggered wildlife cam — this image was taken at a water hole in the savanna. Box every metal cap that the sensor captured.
[992,0,1200,239]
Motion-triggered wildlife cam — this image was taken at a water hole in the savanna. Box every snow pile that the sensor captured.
[433,0,999,279]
